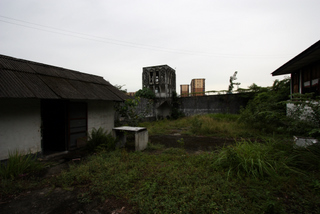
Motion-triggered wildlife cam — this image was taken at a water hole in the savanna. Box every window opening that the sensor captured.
[149,72,154,84]
[155,71,159,84]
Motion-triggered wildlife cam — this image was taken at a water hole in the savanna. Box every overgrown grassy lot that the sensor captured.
[141,114,282,139]
[1,114,320,213]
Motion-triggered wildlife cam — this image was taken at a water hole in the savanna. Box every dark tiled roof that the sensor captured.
[0,54,128,101]
[272,40,320,76]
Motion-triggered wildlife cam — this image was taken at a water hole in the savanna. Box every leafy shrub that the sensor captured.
[135,88,155,99]
[0,150,44,179]
[86,128,116,152]
[239,78,291,133]
[115,96,153,126]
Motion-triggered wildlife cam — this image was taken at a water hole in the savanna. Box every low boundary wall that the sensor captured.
[179,93,252,116]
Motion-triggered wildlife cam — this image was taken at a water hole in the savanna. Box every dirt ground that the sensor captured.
[0,134,236,214]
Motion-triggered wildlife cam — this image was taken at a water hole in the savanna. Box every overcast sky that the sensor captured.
[1,0,319,94]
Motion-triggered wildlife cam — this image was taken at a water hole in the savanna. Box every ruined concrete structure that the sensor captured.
[180,84,189,97]
[190,78,205,96]
[142,65,176,98]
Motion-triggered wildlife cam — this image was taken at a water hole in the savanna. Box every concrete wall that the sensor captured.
[0,99,41,160]
[156,101,171,119]
[88,100,115,134]
[179,93,251,116]
[287,101,319,125]
[117,93,251,125]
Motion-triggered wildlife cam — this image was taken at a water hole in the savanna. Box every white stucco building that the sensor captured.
[0,54,127,160]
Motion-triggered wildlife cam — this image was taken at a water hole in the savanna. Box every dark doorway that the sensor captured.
[41,100,68,154]
[41,100,88,154]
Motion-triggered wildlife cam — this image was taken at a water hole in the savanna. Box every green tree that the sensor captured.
[115,97,142,126]
[114,84,127,93]
[135,88,155,99]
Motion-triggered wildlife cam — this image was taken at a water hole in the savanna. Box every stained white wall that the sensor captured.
[88,100,115,135]
[0,99,41,160]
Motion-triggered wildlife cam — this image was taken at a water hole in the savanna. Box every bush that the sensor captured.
[239,78,291,133]
[0,150,44,179]
[86,128,116,152]
[212,140,293,179]
[135,88,155,99]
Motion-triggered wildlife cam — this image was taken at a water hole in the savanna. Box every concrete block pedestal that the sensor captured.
[113,126,148,151]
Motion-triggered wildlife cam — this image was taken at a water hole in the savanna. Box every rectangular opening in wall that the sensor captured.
[155,86,159,93]
[41,99,68,154]
[155,71,159,84]
[149,72,154,84]
[68,102,87,150]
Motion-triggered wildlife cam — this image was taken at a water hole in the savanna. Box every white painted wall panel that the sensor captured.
[88,101,115,135]
[0,99,41,160]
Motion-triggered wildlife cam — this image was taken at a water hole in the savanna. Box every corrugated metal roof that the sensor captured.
[0,54,128,101]
[0,69,34,98]
[14,72,59,99]
[0,57,36,73]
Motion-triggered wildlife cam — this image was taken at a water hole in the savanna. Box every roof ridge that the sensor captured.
[0,54,104,79]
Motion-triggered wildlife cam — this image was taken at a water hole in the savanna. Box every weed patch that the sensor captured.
[86,127,116,152]
[47,143,320,213]
[0,150,45,180]
[212,139,295,179]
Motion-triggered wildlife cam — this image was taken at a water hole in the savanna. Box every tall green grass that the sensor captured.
[0,150,44,180]
[291,143,320,171]
[189,114,259,137]
[212,139,295,179]
[141,113,260,138]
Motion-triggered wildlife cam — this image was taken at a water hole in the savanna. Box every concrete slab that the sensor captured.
[113,126,148,151]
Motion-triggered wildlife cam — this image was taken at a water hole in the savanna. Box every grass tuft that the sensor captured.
[212,139,294,179]
[291,143,320,171]
[0,150,44,180]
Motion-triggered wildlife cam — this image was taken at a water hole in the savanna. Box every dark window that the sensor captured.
[149,72,154,84]
[155,71,159,84]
